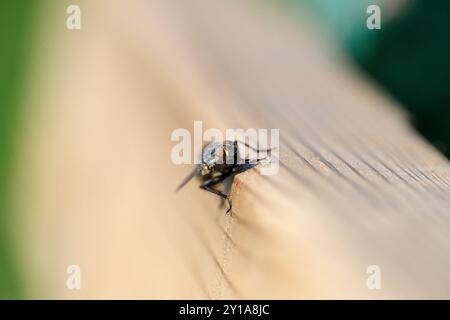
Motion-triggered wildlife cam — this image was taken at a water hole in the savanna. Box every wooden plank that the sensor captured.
[20,0,450,298]
[168,0,450,298]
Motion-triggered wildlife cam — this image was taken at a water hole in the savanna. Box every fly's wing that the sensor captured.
[175,165,201,192]
[236,140,276,153]
[233,162,256,174]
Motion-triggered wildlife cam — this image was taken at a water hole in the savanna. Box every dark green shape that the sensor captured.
[287,0,450,156]
[353,0,450,156]
[0,0,36,298]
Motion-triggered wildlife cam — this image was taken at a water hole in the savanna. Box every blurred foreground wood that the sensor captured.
[19,0,450,298]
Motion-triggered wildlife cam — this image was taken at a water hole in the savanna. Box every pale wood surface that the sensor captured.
[18,0,450,298]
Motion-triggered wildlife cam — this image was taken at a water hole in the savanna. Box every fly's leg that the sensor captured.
[200,173,233,214]
[236,140,275,153]
[244,157,268,164]
[235,140,274,166]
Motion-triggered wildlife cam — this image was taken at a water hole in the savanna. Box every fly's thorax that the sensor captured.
[202,141,237,172]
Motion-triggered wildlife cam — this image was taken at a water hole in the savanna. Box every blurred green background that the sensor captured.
[0,1,36,298]
[353,0,450,156]
[300,0,450,156]
[0,0,449,298]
